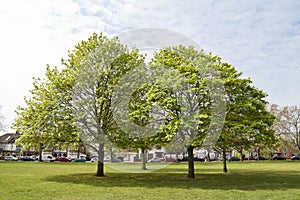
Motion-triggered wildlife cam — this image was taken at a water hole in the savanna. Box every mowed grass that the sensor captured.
[0,161,299,200]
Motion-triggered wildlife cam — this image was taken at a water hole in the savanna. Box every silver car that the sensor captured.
[4,156,18,161]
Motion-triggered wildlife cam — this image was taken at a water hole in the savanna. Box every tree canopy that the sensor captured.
[270,104,300,151]
[214,60,276,172]
[151,45,275,176]
[14,32,146,176]
[14,32,276,178]
[13,67,80,161]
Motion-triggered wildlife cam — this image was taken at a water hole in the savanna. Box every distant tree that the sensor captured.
[270,104,300,152]
[111,83,180,170]
[13,68,80,161]
[0,106,7,132]
[214,69,276,172]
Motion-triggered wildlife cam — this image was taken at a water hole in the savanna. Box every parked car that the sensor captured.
[177,157,188,162]
[102,157,123,162]
[30,155,38,160]
[272,155,286,160]
[255,156,268,160]
[73,157,86,162]
[90,157,98,162]
[57,157,72,162]
[20,156,35,161]
[228,157,240,162]
[4,155,18,161]
[291,155,299,160]
[164,156,176,162]
[148,157,162,163]
[111,158,122,162]
[42,155,57,162]
[194,157,205,162]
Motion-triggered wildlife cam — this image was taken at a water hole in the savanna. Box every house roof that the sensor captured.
[0,132,20,144]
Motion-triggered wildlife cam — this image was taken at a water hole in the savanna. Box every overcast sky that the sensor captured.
[0,0,299,133]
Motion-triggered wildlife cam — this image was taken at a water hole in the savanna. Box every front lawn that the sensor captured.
[0,161,299,199]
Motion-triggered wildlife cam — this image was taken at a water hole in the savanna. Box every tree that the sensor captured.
[111,83,180,170]
[14,32,275,178]
[214,62,276,172]
[14,32,144,175]
[270,104,300,152]
[0,106,6,132]
[151,46,226,178]
[60,33,145,176]
[13,67,80,161]
[151,45,275,177]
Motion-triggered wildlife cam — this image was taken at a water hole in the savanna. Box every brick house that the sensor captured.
[0,132,22,156]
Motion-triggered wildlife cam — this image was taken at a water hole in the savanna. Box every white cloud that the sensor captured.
[0,0,299,132]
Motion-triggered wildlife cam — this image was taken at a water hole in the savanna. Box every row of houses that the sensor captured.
[0,132,86,159]
[0,132,297,161]
[0,132,156,160]
[0,132,216,161]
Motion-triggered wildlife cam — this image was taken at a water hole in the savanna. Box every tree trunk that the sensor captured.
[239,150,244,162]
[38,144,43,162]
[96,143,105,177]
[175,152,179,163]
[77,147,80,158]
[96,161,104,177]
[207,152,211,162]
[65,148,68,157]
[222,149,228,173]
[187,145,195,178]
[38,148,43,162]
[141,148,147,170]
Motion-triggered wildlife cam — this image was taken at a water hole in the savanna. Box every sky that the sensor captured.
[0,0,299,133]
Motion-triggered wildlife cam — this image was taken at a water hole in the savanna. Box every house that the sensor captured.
[0,132,22,156]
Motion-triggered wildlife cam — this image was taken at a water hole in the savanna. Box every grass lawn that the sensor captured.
[0,161,299,200]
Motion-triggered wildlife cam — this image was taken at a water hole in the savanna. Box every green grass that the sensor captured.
[0,161,299,200]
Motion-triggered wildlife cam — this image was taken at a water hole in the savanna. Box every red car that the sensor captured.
[57,157,72,162]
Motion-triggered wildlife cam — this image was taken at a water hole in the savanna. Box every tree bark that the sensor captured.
[96,143,105,177]
[239,149,244,162]
[187,145,195,178]
[77,146,80,158]
[38,144,43,162]
[207,152,211,162]
[38,149,43,162]
[141,148,147,170]
[222,149,228,173]
[175,152,179,163]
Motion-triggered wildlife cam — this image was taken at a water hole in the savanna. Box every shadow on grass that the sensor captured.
[45,166,300,191]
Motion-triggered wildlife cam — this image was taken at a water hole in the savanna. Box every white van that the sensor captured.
[42,155,56,162]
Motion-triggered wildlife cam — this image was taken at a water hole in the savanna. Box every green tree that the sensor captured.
[14,32,144,175]
[151,45,275,177]
[111,83,180,170]
[13,67,80,161]
[270,104,300,152]
[14,77,51,160]
[151,46,226,178]
[63,33,145,176]
[214,61,276,172]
